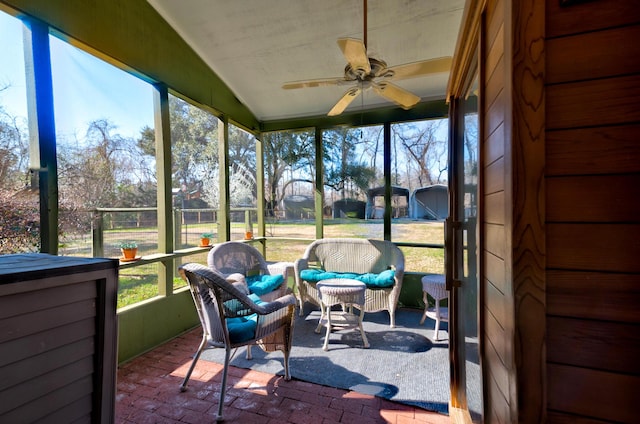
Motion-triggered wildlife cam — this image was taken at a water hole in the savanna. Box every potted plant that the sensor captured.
[200,232,214,247]
[119,241,138,260]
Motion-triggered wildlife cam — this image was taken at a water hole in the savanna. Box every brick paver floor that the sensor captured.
[115,328,450,423]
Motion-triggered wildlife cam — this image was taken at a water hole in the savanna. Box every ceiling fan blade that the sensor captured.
[337,38,371,75]
[385,56,453,80]
[328,87,362,116]
[373,82,420,109]
[282,77,345,89]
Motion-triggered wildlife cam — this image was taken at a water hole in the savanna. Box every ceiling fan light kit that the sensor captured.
[281,0,452,116]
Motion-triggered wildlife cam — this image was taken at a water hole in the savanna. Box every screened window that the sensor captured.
[263,128,315,261]
[0,11,36,254]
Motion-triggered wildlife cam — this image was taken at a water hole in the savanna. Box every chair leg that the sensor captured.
[180,334,207,392]
[388,303,396,328]
[322,307,332,351]
[246,344,253,360]
[358,310,369,348]
[216,348,232,422]
[419,291,429,325]
[315,302,326,334]
[282,346,291,381]
[434,300,441,341]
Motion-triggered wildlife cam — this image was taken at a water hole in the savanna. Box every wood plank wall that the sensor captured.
[545,0,640,422]
[482,0,546,421]
[481,0,515,421]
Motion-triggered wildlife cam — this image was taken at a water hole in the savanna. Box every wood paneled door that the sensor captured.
[448,75,482,422]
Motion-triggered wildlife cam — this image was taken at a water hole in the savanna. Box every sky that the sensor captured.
[0,10,154,142]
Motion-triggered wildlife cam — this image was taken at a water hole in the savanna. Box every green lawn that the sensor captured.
[115,219,444,308]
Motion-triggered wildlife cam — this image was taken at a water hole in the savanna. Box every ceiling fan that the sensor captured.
[282,0,452,116]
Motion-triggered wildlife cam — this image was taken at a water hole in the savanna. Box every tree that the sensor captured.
[0,86,41,252]
[228,125,257,207]
[392,119,447,189]
[138,96,220,207]
[57,119,147,208]
[0,85,29,191]
[263,130,314,216]
[322,127,376,201]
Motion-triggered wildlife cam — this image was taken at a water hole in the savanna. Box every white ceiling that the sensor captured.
[146,0,465,122]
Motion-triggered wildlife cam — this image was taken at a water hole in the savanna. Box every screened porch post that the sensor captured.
[218,116,230,241]
[153,83,173,295]
[255,132,266,256]
[314,127,324,239]
[23,18,58,254]
[383,122,391,241]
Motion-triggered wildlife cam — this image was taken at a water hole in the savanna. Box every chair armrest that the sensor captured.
[256,294,297,315]
[266,261,294,279]
[294,258,308,273]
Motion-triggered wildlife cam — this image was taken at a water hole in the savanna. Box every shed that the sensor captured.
[409,184,448,220]
[332,199,366,219]
[366,186,409,219]
[283,194,315,220]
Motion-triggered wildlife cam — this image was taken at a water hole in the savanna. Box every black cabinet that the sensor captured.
[0,254,118,423]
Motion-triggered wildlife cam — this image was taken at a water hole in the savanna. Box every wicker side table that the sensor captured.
[315,279,369,351]
[420,274,449,340]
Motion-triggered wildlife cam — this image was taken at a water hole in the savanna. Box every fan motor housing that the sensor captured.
[344,57,389,81]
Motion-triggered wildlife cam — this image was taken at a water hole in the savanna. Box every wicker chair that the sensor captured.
[294,238,405,328]
[178,263,296,422]
[208,241,291,302]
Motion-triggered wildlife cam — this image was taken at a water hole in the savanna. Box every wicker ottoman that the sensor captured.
[315,278,369,351]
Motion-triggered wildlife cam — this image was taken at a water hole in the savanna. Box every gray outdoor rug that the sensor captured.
[199,306,451,414]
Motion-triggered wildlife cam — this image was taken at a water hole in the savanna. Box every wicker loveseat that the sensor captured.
[294,238,405,327]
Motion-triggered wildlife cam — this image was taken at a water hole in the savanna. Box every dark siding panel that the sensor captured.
[546,175,640,222]
[0,357,94,416]
[547,316,640,374]
[485,306,508,369]
[546,0,640,38]
[484,191,505,225]
[484,157,505,194]
[0,375,94,423]
[485,90,506,137]
[547,270,639,323]
[484,224,506,259]
[486,365,510,424]
[0,298,96,343]
[547,124,640,176]
[481,0,513,420]
[0,319,95,368]
[547,223,640,273]
[486,279,507,326]
[546,25,640,84]
[545,1,640,422]
[485,252,506,294]
[546,75,640,130]
[0,282,96,319]
[484,122,505,167]
[0,336,95,391]
[547,363,639,423]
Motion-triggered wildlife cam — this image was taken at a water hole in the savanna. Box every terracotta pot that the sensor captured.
[200,237,210,247]
[244,231,253,240]
[121,247,138,259]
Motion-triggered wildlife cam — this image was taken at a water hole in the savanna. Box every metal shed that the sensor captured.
[409,184,448,220]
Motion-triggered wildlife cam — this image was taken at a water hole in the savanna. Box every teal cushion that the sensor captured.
[225,294,262,344]
[246,274,284,296]
[226,315,258,343]
[371,269,396,287]
[300,268,395,288]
